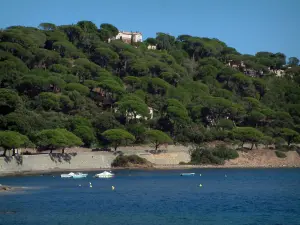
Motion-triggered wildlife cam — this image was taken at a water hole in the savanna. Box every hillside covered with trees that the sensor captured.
[1,21,300,156]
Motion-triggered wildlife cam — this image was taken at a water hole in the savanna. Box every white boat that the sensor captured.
[94,171,114,178]
[60,172,88,178]
[72,172,88,179]
[61,172,75,178]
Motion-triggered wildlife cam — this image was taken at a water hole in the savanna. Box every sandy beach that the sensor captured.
[1,145,300,177]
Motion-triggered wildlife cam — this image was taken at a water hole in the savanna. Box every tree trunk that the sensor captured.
[62,148,65,154]
[155,141,159,153]
[288,138,291,146]
[124,60,127,71]
[2,149,7,157]
[12,148,16,156]
[50,149,53,154]
[250,143,254,150]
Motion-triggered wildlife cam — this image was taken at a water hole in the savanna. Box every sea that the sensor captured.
[0,168,300,225]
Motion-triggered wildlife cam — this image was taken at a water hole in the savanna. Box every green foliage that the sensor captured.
[99,78,125,95]
[0,88,21,115]
[69,116,95,147]
[73,126,95,147]
[65,83,90,95]
[217,119,234,130]
[144,130,172,151]
[111,155,151,167]
[102,129,135,151]
[36,92,61,111]
[77,21,97,33]
[190,145,224,165]
[99,23,119,41]
[127,123,146,143]
[232,127,264,149]
[189,143,239,165]
[35,128,83,152]
[275,150,287,158]
[116,94,149,120]
[280,128,299,146]
[261,136,274,148]
[0,20,299,154]
[274,137,285,148]
[52,41,84,58]
[0,131,31,156]
[212,144,239,160]
[39,23,56,31]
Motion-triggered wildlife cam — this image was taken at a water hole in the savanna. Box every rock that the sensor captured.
[0,186,12,191]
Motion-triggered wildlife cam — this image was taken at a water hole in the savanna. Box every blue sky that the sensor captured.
[1,0,299,58]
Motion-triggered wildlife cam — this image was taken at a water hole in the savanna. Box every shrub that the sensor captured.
[190,146,224,165]
[212,144,239,160]
[276,145,295,152]
[111,155,151,167]
[275,150,286,158]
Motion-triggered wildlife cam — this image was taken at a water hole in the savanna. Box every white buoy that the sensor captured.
[112,186,115,190]
[89,182,92,188]
[200,174,202,176]
[199,184,202,187]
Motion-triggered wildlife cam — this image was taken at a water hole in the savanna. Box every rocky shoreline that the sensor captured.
[0,184,26,192]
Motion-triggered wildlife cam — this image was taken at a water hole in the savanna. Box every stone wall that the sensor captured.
[137,152,190,165]
[0,152,115,175]
[0,149,191,175]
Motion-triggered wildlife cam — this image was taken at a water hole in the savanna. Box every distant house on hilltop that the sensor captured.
[227,60,245,70]
[114,106,154,120]
[110,31,142,44]
[227,60,264,77]
[268,68,285,77]
[147,45,157,50]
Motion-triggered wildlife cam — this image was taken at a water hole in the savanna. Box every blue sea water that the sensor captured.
[0,168,300,225]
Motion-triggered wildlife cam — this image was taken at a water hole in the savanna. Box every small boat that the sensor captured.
[180,173,195,176]
[72,173,88,179]
[60,172,87,178]
[94,171,114,178]
[61,172,75,178]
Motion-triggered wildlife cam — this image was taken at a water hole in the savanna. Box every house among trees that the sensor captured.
[110,31,143,44]
[227,60,264,77]
[227,60,245,69]
[147,45,157,50]
[269,68,285,77]
[114,106,154,121]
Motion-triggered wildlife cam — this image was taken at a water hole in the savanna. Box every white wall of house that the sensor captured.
[115,31,143,43]
[147,45,157,50]
[269,69,285,77]
[115,107,154,120]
